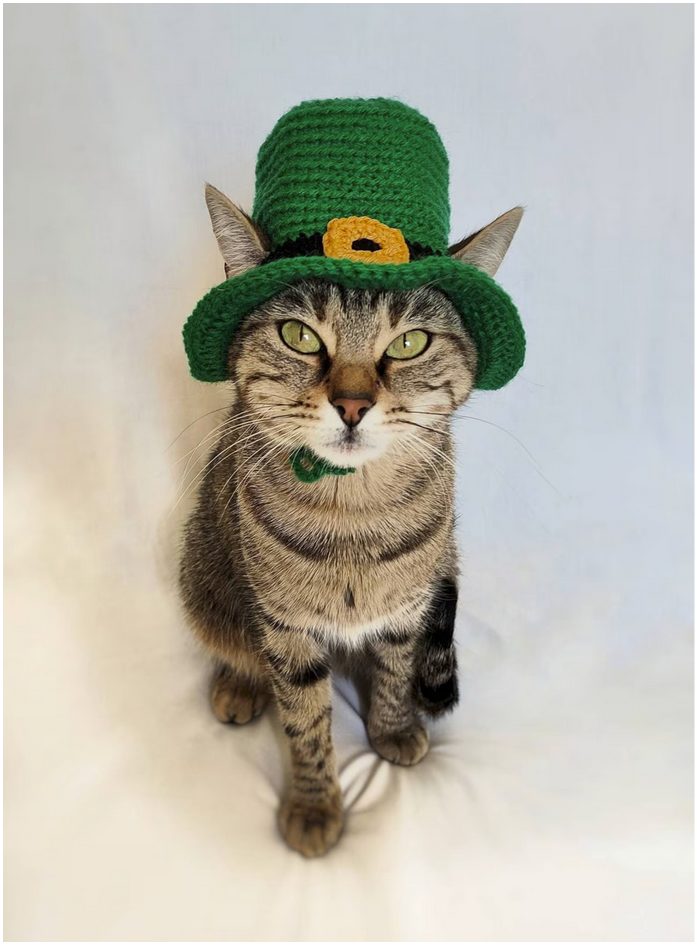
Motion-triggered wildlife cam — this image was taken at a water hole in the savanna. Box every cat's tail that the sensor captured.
[413,578,460,718]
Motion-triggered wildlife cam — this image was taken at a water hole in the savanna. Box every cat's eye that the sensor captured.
[280,320,322,354]
[385,329,430,360]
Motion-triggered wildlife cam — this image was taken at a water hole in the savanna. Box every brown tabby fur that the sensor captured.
[179,188,522,856]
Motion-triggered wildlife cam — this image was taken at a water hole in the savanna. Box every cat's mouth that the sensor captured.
[329,428,363,456]
[311,425,384,467]
[338,427,359,449]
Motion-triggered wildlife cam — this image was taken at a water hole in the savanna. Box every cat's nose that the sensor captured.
[331,394,374,428]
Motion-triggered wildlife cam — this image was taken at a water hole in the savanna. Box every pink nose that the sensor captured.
[332,396,374,428]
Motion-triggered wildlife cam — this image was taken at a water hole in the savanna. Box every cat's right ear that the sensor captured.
[204,183,269,278]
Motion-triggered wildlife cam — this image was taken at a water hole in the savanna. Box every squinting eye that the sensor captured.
[280,320,322,354]
[385,329,430,360]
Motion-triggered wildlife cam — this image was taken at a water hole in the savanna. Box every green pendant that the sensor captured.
[290,447,355,483]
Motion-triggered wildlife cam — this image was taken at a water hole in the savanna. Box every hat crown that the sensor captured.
[253,98,450,255]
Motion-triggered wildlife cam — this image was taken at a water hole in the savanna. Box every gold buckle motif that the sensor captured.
[322,216,410,265]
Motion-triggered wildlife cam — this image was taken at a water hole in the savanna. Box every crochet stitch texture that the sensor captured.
[185,255,522,390]
[253,98,450,254]
[183,97,525,390]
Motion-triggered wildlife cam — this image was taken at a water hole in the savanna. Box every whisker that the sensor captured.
[402,407,561,495]
[176,404,304,469]
[175,407,285,484]
[178,415,295,499]
[166,405,231,451]
[175,417,237,467]
[408,433,457,474]
[387,418,444,435]
[221,428,305,518]
[393,435,451,499]
[457,415,560,495]
[255,398,308,408]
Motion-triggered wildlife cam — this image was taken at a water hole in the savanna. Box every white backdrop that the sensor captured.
[4,4,693,941]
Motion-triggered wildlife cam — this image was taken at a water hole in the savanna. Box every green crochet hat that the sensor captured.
[184,98,525,389]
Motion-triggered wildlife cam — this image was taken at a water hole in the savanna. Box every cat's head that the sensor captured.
[205,184,522,469]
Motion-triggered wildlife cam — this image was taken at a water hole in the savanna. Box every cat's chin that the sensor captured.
[309,438,387,469]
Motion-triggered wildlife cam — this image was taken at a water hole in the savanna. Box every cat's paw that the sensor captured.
[278,793,344,858]
[370,722,430,766]
[210,673,269,725]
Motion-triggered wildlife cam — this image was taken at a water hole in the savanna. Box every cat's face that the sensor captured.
[203,184,522,469]
[229,281,477,468]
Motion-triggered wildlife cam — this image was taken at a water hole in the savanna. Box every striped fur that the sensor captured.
[180,281,477,856]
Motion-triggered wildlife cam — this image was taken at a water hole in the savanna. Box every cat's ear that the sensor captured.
[449,207,524,277]
[205,183,269,278]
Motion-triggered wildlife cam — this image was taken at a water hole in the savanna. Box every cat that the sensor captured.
[179,184,523,856]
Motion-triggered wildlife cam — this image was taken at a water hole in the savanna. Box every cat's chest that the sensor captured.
[237,482,451,637]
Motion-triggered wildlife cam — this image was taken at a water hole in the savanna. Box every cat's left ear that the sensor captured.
[205,183,269,278]
[449,207,524,277]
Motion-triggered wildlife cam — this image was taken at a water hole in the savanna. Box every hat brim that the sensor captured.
[183,256,524,390]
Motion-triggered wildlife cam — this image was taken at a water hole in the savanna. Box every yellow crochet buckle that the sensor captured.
[322,216,410,265]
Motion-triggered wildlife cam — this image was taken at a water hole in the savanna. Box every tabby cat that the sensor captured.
[179,184,522,856]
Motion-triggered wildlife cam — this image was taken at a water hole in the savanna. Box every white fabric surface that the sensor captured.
[4,5,693,941]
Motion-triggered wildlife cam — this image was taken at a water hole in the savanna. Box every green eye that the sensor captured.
[385,329,430,360]
[280,320,322,354]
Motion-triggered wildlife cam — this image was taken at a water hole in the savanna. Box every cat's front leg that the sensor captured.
[367,624,429,766]
[261,624,343,857]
